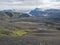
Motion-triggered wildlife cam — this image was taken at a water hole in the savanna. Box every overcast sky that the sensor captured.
[0,0,60,10]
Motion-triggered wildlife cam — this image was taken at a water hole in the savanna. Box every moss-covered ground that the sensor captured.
[0,27,29,37]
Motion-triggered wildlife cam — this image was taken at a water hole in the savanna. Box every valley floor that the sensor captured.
[0,17,60,45]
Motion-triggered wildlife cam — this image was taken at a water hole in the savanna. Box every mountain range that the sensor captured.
[0,9,32,20]
[0,8,60,20]
[30,8,60,18]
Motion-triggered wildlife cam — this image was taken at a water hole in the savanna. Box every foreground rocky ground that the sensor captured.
[0,17,60,45]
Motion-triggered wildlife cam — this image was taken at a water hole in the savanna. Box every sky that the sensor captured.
[0,0,60,10]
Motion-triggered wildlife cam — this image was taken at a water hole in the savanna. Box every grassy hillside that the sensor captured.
[0,11,30,19]
[0,12,10,20]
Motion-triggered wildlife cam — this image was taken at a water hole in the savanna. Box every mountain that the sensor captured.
[29,8,45,17]
[0,8,60,20]
[0,9,32,19]
[45,9,60,18]
[1,9,30,13]
[29,8,60,18]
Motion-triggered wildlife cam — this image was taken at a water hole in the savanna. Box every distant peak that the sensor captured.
[34,8,42,11]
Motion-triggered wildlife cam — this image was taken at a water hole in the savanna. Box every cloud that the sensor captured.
[0,0,60,10]
[0,0,40,5]
[0,1,23,5]
[39,0,60,9]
